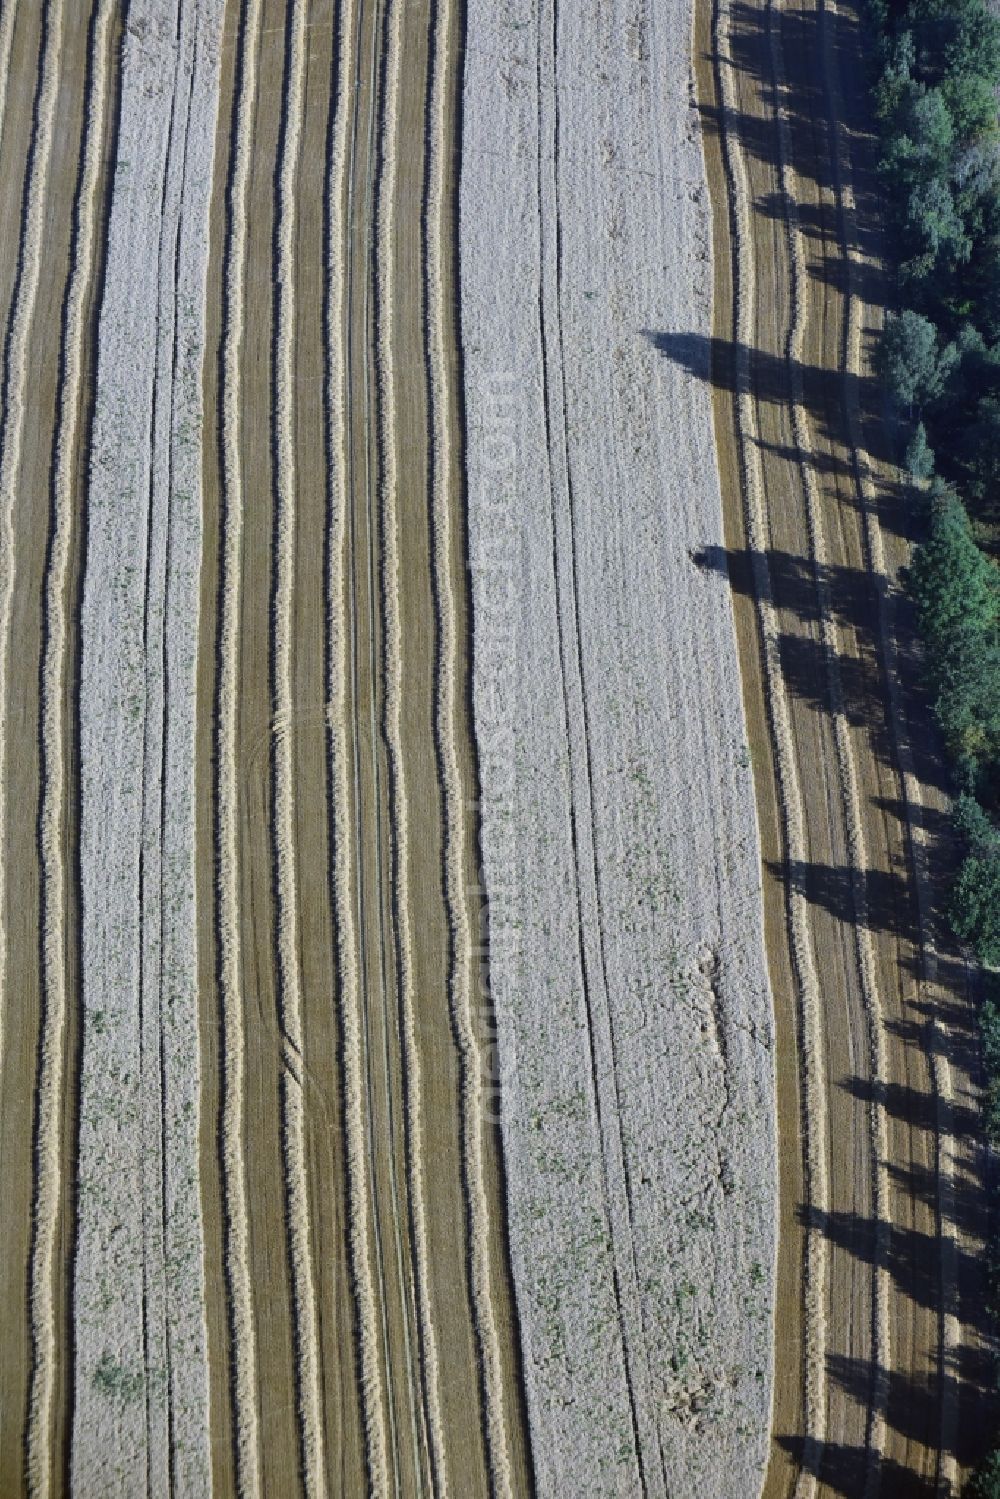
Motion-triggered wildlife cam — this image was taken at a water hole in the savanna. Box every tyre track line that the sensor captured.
[714,0,833,1491]
[216,0,264,1489]
[27,1,113,1491]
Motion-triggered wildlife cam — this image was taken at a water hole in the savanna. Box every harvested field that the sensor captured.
[694,0,994,1491]
[0,0,535,1489]
[0,0,987,1493]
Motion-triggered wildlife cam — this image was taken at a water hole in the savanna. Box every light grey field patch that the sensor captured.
[461,0,777,1493]
[74,2,223,1492]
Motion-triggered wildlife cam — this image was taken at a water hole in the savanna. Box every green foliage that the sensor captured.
[908,486,1000,772]
[951,852,1000,963]
[978,994,1000,1143]
[867,0,1000,1472]
[908,486,996,645]
[881,82,953,172]
[963,397,1000,510]
[951,797,1000,963]
[943,66,1000,143]
[876,310,946,406]
[954,789,1000,852]
[871,0,1000,364]
[968,1442,1000,1497]
[902,175,971,278]
[904,420,935,479]
[902,0,1000,93]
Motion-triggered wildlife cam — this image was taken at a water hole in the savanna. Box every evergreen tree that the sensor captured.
[904,420,935,479]
[908,486,1000,771]
[951,850,1000,964]
[876,310,945,407]
[970,1444,1000,1499]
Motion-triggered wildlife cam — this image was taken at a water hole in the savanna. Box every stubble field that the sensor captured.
[0,0,988,1495]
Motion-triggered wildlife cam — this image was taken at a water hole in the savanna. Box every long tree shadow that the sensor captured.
[825,1349,994,1482]
[693,542,880,636]
[647,326,890,482]
[886,1159,987,1240]
[777,1435,938,1497]
[693,0,999,1482]
[798,1204,987,1322]
[819,1305,995,1477]
[648,328,850,416]
[691,544,951,793]
[752,432,858,483]
[697,0,889,302]
[698,1,839,194]
[829,1354,954,1456]
[779,1164,996,1481]
[871,794,955,845]
[773,858,919,944]
[839,1075,981,1140]
[779,629,895,762]
[885,1016,982,1080]
[751,189,889,307]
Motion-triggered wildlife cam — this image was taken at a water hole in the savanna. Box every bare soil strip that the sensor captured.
[343,0,532,1487]
[368,4,431,1481]
[345,2,428,1487]
[324,0,389,1485]
[376,0,451,1483]
[768,6,893,1485]
[712,2,834,1484]
[819,3,963,1482]
[424,0,520,1486]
